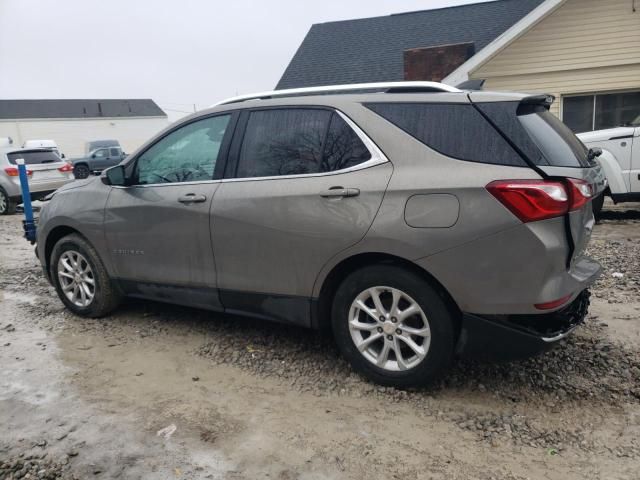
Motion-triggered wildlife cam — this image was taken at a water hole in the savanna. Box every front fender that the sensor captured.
[596,150,628,195]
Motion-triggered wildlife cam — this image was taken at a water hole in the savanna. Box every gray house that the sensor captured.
[276,0,543,89]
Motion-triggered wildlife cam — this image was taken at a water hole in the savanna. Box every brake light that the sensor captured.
[4,166,33,177]
[566,178,593,211]
[486,180,568,222]
[58,162,73,173]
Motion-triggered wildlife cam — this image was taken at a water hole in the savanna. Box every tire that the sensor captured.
[73,164,90,179]
[0,187,16,215]
[332,265,455,388]
[592,192,605,219]
[50,233,122,317]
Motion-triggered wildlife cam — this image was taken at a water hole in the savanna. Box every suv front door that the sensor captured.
[210,108,392,325]
[104,113,235,310]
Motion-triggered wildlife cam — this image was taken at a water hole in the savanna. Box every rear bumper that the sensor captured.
[456,289,590,361]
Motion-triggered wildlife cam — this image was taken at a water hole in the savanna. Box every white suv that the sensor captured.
[0,147,74,215]
[577,117,640,215]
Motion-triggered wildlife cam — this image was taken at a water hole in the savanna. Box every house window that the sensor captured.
[562,91,640,133]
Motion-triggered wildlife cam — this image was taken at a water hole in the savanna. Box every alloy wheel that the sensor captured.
[348,286,431,371]
[57,250,96,307]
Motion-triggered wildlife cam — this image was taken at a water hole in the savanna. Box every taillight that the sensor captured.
[4,166,33,177]
[535,294,572,310]
[566,178,593,211]
[486,179,569,222]
[58,162,73,173]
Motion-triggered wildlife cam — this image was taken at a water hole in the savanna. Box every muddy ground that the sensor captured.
[1,202,639,479]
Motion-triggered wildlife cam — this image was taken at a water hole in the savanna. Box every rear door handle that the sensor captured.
[178,193,207,204]
[320,187,360,198]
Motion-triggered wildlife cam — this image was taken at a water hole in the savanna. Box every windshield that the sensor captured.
[7,150,61,165]
[517,105,590,168]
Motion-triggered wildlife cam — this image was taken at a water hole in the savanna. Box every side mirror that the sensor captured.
[91,153,96,159]
[61,153,66,159]
[102,165,127,186]
[588,147,603,161]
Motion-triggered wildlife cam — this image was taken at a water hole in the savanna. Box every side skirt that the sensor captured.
[116,279,313,328]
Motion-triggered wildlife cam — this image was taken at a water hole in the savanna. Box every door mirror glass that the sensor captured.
[104,165,126,186]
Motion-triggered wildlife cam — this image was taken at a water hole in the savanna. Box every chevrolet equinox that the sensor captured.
[36,82,604,387]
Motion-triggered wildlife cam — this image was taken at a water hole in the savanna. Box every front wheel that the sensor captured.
[50,234,122,317]
[332,265,455,388]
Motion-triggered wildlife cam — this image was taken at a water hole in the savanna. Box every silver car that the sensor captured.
[0,147,74,215]
[35,82,605,386]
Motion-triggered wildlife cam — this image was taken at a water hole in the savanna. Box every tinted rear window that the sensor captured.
[517,104,590,168]
[7,150,61,165]
[235,109,372,178]
[476,102,590,168]
[365,103,527,167]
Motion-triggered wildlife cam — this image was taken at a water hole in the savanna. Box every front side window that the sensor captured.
[136,114,230,185]
[94,148,108,158]
[235,109,372,179]
[562,91,640,133]
[110,147,121,157]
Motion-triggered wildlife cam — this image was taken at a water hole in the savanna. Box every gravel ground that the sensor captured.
[1,203,639,479]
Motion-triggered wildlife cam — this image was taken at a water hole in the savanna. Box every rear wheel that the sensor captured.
[50,234,122,317]
[332,265,455,387]
[73,164,90,179]
[0,187,16,215]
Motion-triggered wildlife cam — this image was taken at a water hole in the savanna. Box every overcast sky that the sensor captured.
[0,0,492,120]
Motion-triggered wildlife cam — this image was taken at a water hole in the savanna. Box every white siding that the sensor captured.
[0,116,169,157]
[469,0,640,117]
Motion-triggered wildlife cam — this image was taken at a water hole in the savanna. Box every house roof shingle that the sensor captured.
[0,99,166,120]
[276,0,544,89]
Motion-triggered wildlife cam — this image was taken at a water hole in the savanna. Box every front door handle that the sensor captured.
[178,193,207,204]
[320,187,360,198]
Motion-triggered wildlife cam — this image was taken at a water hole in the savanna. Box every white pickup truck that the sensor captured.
[577,121,640,215]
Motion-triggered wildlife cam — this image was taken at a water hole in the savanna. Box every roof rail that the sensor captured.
[213,81,461,106]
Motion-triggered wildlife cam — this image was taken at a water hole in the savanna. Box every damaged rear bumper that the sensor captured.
[456,289,590,361]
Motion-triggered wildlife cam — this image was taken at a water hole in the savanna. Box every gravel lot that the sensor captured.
[1,202,639,479]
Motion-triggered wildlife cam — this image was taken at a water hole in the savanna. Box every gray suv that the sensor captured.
[35,82,604,386]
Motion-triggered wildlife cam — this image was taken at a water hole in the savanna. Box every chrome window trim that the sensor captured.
[114,109,390,188]
[222,109,390,183]
[112,179,223,189]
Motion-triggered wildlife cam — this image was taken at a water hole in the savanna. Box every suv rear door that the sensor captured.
[210,107,392,325]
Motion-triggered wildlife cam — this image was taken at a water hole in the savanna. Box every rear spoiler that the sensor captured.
[455,79,486,91]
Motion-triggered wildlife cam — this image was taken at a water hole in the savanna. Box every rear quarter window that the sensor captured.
[365,102,527,167]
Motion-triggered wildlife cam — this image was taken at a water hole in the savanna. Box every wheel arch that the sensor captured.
[44,225,84,276]
[314,252,462,333]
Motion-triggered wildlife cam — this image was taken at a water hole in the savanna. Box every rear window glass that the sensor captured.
[365,103,527,167]
[477,102,590,168]
[7,150,61,165]
[235,109,372,179]
[517,104,590,168]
